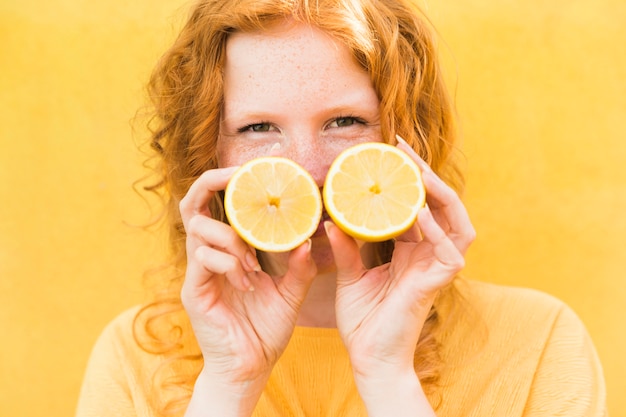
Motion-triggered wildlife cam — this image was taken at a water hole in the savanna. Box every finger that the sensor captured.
[420,171,476,254]
[192,245,255,292]
[276,240,317,309]
[416,205,465,277]
[396,134,457,211]
[395,135,454,209]
[187,214,261,273]
[393,136,426,244]
[395,138,474,253]
[181,252,227,313]
[179,166,239,229]
[396,205,465,299]
[323,221,366,285]
[395,134,430,173]
[395,217,423,243]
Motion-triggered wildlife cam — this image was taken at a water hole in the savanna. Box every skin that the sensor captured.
[179,20,475,417]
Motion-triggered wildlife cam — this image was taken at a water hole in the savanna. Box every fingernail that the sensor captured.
[323,221,334,235]
[246,251,262,272]
[270,142,281,155]
[395,134,408,146]
[242,275,255,292]
[396,136,431,172]
[413,153,433,173]
[305,239,312,260]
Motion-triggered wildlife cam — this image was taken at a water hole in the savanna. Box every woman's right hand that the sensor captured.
[179,167,317,417]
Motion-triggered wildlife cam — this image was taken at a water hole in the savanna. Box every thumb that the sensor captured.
[277,240,317,308]
[324,221,365,285]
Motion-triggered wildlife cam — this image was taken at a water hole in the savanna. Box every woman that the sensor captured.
[76,0,607,416]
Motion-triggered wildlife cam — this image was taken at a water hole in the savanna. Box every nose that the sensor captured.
[277,134,334,187]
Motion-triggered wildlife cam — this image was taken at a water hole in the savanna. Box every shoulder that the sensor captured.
[436,279,607,416]
[101,306,142,336]
[439,279,576,343]
[92,306,142,357]
[445,279,597,362]
[83,306,149,379]
[90,303,194,365]
[77,304,191,416]
[449,278,589,338]
[81,304,179,390]
[457,278,568,316]
[76,306,147,416]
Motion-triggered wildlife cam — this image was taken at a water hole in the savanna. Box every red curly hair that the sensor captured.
[134,0,464,414]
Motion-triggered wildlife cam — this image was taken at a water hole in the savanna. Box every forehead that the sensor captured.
[227,20,340,56]
[223,22,371,105]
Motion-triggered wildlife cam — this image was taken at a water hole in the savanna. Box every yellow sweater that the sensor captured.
[75,280,607,416]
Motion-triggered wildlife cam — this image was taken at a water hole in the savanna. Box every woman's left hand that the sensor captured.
[326,140,475,414]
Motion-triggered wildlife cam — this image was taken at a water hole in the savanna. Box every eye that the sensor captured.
[327,116,366,128]
[237,122,275,133]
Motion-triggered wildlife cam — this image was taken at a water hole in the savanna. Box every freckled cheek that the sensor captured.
[216,138,273,168]
[324,131,382,158]
[215,138,233,168]
[215,149,235,168]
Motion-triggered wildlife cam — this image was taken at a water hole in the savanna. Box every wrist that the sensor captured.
[184,368,271,417]
[353,368,436,417]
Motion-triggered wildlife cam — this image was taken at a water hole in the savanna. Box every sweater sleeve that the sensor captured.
[522,302,607,417]
[75,310,140,417]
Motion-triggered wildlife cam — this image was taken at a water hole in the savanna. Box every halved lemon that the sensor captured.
[224,157,322,252]
[323,142,425,241]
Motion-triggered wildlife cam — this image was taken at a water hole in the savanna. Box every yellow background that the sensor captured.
[1,0,624,415]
